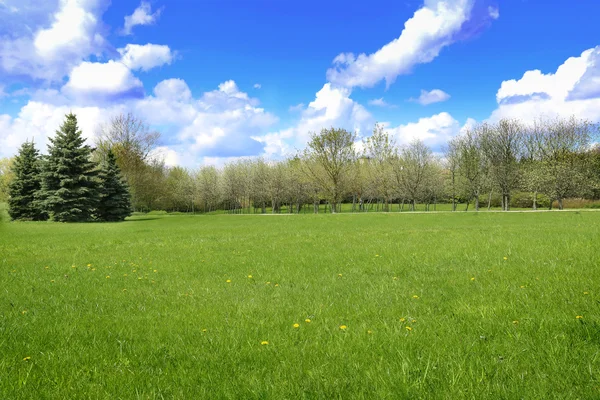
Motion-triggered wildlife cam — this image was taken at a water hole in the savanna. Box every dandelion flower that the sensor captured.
[23,356,31,361]
[513,320,519,325]
[339,325,347,330]
[261,341,269,345]
[471,277,475,281]
[266,282,271,285]
[393,277,398,280]
[584,292,589,295]
[248,275,253,279]
[50,280,55,283]
[305,319,311,323]
[91,268,96,271]
[367,330,373,334]
[576,315,583,319]
[153,270,157,273]
[293,323,300,328]
[275,283,279,287]
[122,289,127,292]
[106,275,110,279]
[87,264,91,267]
[503,257,508,260]
[412,295,419,299]
[45,266,49,270]
[375,255,379,257]
[123,274,128,277]
[338,273,343,277]
[202,329,207,332]
[405,326,412,331]
[226,279,231,283]
[411,319,416,323]
[21,310,27,315]
[400,318,406,322]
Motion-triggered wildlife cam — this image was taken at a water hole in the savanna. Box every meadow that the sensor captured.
[1,211,599,398]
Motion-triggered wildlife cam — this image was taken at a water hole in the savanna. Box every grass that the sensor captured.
[1,212,600,398]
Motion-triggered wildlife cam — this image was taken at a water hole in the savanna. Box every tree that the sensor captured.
[0,157,15,203]
[363,123,396,211]
[40,113,99,222]
[393,140,434,211]
[303,127,356,213]
[95,113,160,210]
[456,126,485,211]
[7,141,47,221]
[96,150,132,221]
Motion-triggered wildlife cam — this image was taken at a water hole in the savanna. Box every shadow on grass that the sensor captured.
[125,217,162,222]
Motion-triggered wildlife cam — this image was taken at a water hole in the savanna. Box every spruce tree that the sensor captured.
[97,149,132,221]
[8,141,48,221]
[40,113,99,222]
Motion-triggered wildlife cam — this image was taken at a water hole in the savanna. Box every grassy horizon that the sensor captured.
[1,212,599,398]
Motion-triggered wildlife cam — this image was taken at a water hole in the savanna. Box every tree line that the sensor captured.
[7,113,131,222]
[2,113,599,218]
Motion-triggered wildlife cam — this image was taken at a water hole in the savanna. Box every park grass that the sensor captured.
[1,212,600,399]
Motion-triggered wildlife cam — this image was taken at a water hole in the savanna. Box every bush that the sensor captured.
[510,192,551,209]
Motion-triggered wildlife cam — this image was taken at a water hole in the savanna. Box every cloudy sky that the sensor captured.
[1,0,599,167]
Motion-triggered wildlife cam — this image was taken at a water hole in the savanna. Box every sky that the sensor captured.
[1,0,600,167]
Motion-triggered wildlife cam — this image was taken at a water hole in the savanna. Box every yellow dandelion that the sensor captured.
[261,341,269,345]
[471,277,475,281]
[202,329,207,332]
[375,255,379,257]
[405,326,412,331]
[50,279,55,283]
[226,279,231,283]
[513,320,519,325]
[412,295,419,299]
[71,265,76,269]
[106,275,110,279]
[503,257,508,260]
[400,317,406,322]
[248,275,253,279]
[123,274,128,277]
[338,273,343,277]
[520,285,525,289]
[87,264,91,267]
[411,319,416,323]
[293,323,300,328]
[266,281,271,285]
[488,269,492,272]
[122,289,127,292]
[21,310,27,315]
[91,268,96,271]
[275,283,279,287]
[576,315,583,319]
[23,356,31,361]
[305,319,311,323]
[584,292,589,295]
[339,325,347,330]
[367,330,373,334]
[138,277,142,280]
[45,266,49,270]
[153,270,157,273]
[132,269,136,273]
[393,276,398,280]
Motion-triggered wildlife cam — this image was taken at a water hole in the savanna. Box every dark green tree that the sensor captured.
[40,113,99,222]
[8,141,48,221]
[97,149,132,221]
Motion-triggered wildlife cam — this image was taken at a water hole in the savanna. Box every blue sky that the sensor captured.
[1,0,600,166]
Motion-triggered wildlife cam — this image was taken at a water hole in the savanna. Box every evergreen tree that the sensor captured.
[40,113,99,222]
[97,149,132,221]
[8,141,48,221]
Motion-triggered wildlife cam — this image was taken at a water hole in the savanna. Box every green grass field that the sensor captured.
[1,212,600,398]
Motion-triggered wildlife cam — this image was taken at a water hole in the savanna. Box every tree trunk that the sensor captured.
[261,202,266,214]
[412,199,416,211]
[533,191,537,211]
[487,190,492,211]
[474,190,480,212]
[558,198,564,210]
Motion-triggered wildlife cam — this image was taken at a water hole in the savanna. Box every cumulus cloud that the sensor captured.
[490,46,600,123]
[118,43,174,71]
[122,1,162,35]
[386,112,461,147]
[62,60,144,102]
[368,97,395,107]
[326,0,497,89]
[411,89,451,105]
[0,0,108,81]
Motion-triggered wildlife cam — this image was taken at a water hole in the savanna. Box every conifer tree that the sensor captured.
[40,113,99,222]
[97,149,132,221]
[8,141,48,221]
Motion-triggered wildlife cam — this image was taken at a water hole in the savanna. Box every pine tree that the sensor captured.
[39,113,99,222]
[97,149,132,221]
[8,141,48,221]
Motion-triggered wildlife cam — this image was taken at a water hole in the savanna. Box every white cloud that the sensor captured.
[368,97,395,107]
[62,60,144,101]
[488,6,499,20]
[386,112,461,147]
[253,83,261,89]
[122,1,161,35]
[411,89,451,105]
[289,103,305,112]
[490,46,600,123]
[118,43,174,71]
[0,0,107,81]
[326,0,492,89]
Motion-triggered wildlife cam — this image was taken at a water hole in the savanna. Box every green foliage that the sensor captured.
[96,150,132,222]
[7,141,48,221]
[0,157,14,202]
[39,113,99,222]
[1,212,599,397]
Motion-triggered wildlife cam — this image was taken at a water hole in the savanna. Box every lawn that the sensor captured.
[1,211,599,398]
